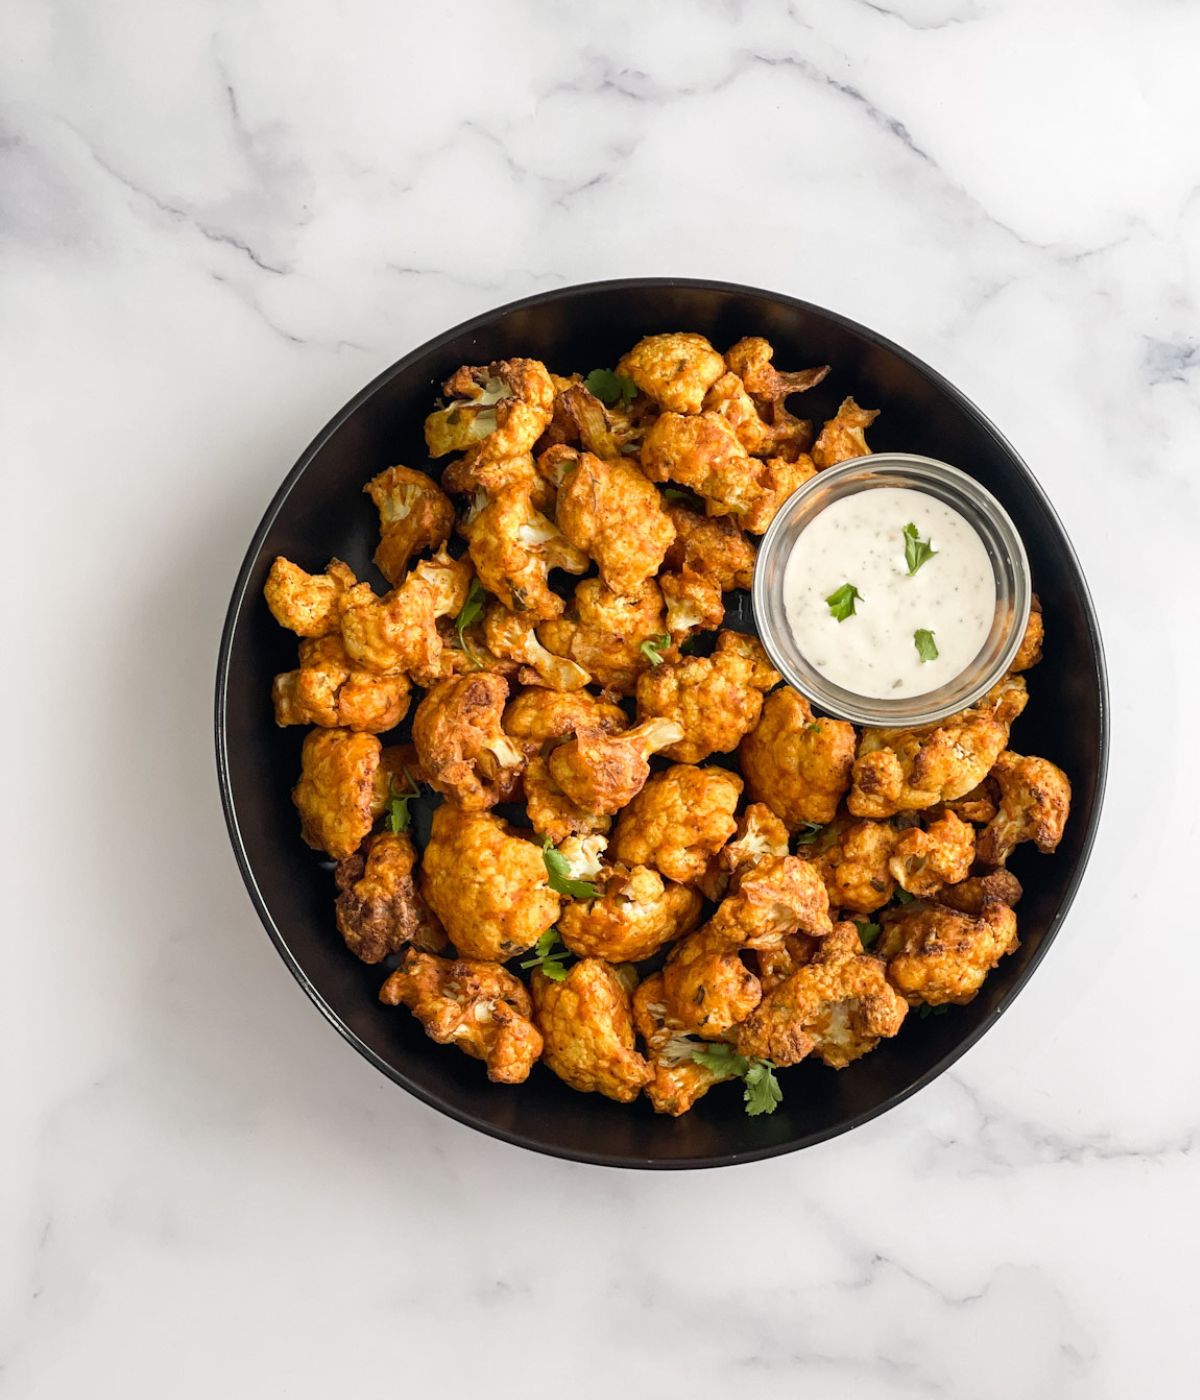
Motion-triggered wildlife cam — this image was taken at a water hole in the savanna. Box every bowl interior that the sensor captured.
[217,279,1107,1168]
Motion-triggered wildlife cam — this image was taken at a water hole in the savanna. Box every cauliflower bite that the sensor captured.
[542,382,649,460]
[710,854,833,947]
[334,830,446,963]
[725,337,831,411]
[659,566,725,640]
[616,332,726,414]
[739,689,857,830]
[641,411,761,517]
[976,752,1071,865]
[632,972,737,1116]
[879,900,1019,1006]
[737,454,818,534]
[292,728,386,860]
[424,358,555,460]
[502,686,628,759]
[711,340,830,463]
[380,949,542,1084]
[888,810,976,898]
[467,484,588,620]
[1010,595,1044,672]
[522,753,612,844]
[546,447,676,594]
[702,372,781,457]
[661,923,762,1038]
[420,804,559,960]
[442,448,552,512]
[482,602,589,691]
[848,676,1028,818]
[663,501,756,591]
[938,778,1000,825]
[610,763,743,886]
[411,673,525,811]
[364,464,455,586]
[264,557,376,638]
[699,801,791,902]
[340,549,471,681]
[938,869,1023,915]
[809,817,898,914]
[735,924,907,1068]
[531,959,652,1103]
[636,629,780,763]
[559,862,703,962]
[547,717,685,817]
[273,634,411,734]
[811,396,880,469]
[537,576,669,695]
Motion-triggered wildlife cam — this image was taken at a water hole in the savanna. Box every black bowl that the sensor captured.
[216,278,1108,1169]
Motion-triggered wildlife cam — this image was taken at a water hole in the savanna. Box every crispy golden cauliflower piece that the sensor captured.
[559,863,703,962]
[411,673,525,811]
[420,804,559,961]
[537,576,668,696]
[611,763,743,886]
[466,484,588,620]
[811,396,880,469]
[976,752,1071,865]
[710,854,833,947]
[1010,595,1044,672]
[380,949,542,1084]
[938,778,1000,825]
[702,371,781,457]
[736,453,818,534]
[482,602,589,691]
[334,830,446,963]
[542,382,651,460]
[442,448,553,513]
[547,447,675,593]
[340,549,471,682]
[663,501,756,591]
[522,753,611,844]
[292,728,386,860]
[661,923,761,1038]
[547,717,685,817]
[740,689,857,830]
[699,801,791,902]
[425,358,555,460]
[273,634,411,734]
[641,411,761,517]
[938,869,1023,915]
[848,676,1028,818]
[879,900,1019,1006]
[889,811,976,898]
[809,817,898,914]
[659,566,725,640]
[364,465,455,586]
[725,337,831,413]
[636,629,780,763]
[735,923,907,1068]
[264,557,376,638]
[632,972,737,1116]
[532,959,652,1103]
[502,686,628,759]
[616,332,726,414]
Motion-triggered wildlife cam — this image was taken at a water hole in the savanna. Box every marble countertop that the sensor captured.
[5,1,1199,1395]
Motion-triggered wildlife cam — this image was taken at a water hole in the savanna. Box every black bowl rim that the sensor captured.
[214,276,1110,1170]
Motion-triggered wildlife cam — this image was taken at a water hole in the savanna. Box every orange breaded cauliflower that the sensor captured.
[641,411,760,517]
[938,869,1023,915]
[466,484,588,620]
[661,923,761,1038]
[542,381,651,461]
[521,753,612,844]
[976,752,1071,865]
[702,371,782,458]
[740,689,857,830]
[546,447,676,593]
[699,801,791,902]
[848,676,1028,818]
[878,900,1019,1006]
[809,818,898,914]
[272,634,411,734]
[938,778,1000,825]
[1010,595,1044,672]
[811,396,880,469]
[610,763,743,886]
[725,338,831,414]
[292,728,387,860]
[442,448,552,512]
[334,830,446,963]
[364,465,455,586]
[636,629,780,763]
[616,332,726,414]
[632,972,738,1116]
[547,717,685,817]
[482,602,590,691]
[425,358,555,460]
[532,959,652,1103]
[735,924,907,1068]
[420,804,559,961]
[264,557,376,638]
[559,863,703,962]
[888,810,975,898]
[502,686,627,759]
[710,854,833,947]
[659,566,725,641]
[663,501,756,591]
[411,673,525,811]
[537,576,669,696]
[340,549,471,682]
[707,340,830,464]
[380,949,542,1084]
[736,454,818,534]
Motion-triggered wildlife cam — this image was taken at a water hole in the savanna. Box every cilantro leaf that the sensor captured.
[794,821,825,846]
[914,628,939,662]
[855,918,882,949]
[542,838,600,899]
[826,582,863,622]
[584,368,638,407]
[639,633,671,667]
[894,888,916,905]
[690,1042,748,1077]
[662,486,700,504]
[918,1002,950,1019]
[743,1060,784,1116]
[385,767,420,834]
[519,928,570,980]
[454,578,487,665]
[902,522,938,575]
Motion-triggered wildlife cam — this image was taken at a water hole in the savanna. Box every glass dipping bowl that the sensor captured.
[752,454,1032,728]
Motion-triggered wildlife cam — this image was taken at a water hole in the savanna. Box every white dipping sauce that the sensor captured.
[782,487,995,698]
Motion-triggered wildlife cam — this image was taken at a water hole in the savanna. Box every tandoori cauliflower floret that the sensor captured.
[701,371,781,458]
[542,382,650,460]
[878,900,1019,1006]
[466,484,588,620]
[938,869,1023,915]
[264,557,376,638]
[811,396,880,469]
[547,717,685,817]
[659,566,725,640]
[736,453,818,534]
[641,411,761,517]
[532,959,652,1103]
[636,629,780,763]
[364,464,455,586]
[272,634,411,734]
[482,602,590,691]
[739,689,857,830]
[725,338,830,417]
[420,804,560,961]
[809,817,898,914]
[632,972,738,1116]
[610,763,743,886]
[938,778,1000,825]
[848,676,1028,819]
[340,549,471,681]
[380,949,543,1084]
[559,862,703,962]
[616,332,726,414]
[976,752,1071,865]
[334,830,446,963]
[522,753,612,844]
[663,501,756,591]
[536,576,669,696]
[710,854,834,947]
[888,810,976,898]
[699,801,791,902]
[1010,595,1044,672]
[442,448,553,512]
[292,728,387,860]
[411,673,525,811]
[502,686,628,760]
[424,358,555,460]
[661,923,761,1038]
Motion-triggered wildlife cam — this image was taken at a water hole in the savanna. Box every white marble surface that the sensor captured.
[4,1,1199,1395]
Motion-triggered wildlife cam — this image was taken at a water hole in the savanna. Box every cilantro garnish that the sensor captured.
[914,628,939,662]
[902,522,937,575]
[690,1044,783,1117]
[519,928,570,981]
[584,368,638,407]
[639,633,671,667]
[385,767,420,835]
[855,918,882,949]
[541,838,600,899]
[826,582,862,622]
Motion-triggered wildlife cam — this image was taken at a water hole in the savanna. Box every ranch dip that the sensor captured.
[781,486,995,699]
